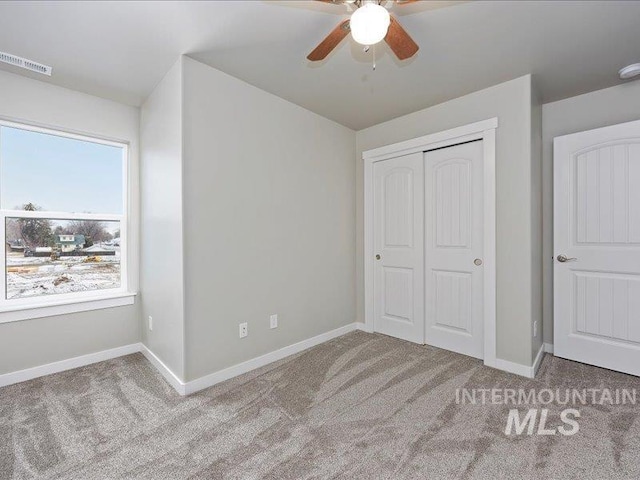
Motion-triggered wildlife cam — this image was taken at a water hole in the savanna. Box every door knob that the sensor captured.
[474,258,483,266]
[375,254,381,260]
[557,254,577,263]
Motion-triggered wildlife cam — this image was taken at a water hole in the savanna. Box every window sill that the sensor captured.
[0,292,137,324]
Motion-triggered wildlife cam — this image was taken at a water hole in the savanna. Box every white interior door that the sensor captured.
[554,119,640,376]
[424,141,484,359]
[373,152,424,343]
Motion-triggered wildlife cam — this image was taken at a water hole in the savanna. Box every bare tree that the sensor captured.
[17,203,53,249]
[67,219,110,246]
[6,218,21,243]
[53,225,70,236]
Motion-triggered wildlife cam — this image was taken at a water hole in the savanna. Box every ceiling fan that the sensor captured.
[308,0,420,62]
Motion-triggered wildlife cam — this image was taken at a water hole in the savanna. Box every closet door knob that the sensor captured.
[474,258,483,266]
[375,254,381,260]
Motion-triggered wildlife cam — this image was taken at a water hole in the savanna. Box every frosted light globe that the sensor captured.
[350,3,391,46]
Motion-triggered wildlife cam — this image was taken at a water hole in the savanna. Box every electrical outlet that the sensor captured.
[270,314,278,329]
[239,322,248,338]
[533,320,538,338]
[148,316,153,331]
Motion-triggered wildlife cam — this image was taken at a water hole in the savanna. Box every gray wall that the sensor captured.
[0,70,140,375]
[356,75,540,367]
[541,80,640,345]
[181,58,356,381]
[531,81,543,362]
[140,59,186,379]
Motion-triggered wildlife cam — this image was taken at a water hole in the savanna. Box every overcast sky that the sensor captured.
[1,125,123,214]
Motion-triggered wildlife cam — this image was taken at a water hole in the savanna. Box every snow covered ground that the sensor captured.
[6,251,121,299]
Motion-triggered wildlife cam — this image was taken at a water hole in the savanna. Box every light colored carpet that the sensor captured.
[1,330,640,479]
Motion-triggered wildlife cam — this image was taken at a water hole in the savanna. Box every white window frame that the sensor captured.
[0,119,135,323]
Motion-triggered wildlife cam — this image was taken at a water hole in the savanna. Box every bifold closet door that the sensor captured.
[424,141,484,359]
[373,152,425,344]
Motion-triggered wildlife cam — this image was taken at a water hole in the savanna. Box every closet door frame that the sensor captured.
[363,118,498,368]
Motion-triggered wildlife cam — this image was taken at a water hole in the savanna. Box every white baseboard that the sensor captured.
[355,321,373,333]
[359,319,547,380]
[0,323,362,396]
[139,344,186,395]
[494,358,534,378]
[493,344,546,379]
[532,344,545,377]
[360,321,546,379]
[0,343,140,388]
[184,322,360,395]
[0,324,555,394]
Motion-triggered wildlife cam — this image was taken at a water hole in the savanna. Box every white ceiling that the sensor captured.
[0,1,639,130]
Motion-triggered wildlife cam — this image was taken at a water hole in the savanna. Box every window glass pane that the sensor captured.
[6,217,121,300]
[0,125,123,214]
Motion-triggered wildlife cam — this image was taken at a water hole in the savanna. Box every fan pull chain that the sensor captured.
[373,44,376,70]
[363,44,376,71]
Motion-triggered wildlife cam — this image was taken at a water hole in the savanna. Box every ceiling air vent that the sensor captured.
[0,51,52,76]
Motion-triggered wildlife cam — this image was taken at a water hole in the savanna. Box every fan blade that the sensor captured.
[314,0,348,3]
[384,15,419,60]
[307,20,351,61]
[395,0,420,4]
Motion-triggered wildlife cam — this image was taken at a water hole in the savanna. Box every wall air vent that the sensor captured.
[0,51,52,76]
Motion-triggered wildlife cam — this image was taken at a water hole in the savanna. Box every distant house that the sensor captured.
[5,240,25,252]
[54,234,85,252]
[83,244,115,254]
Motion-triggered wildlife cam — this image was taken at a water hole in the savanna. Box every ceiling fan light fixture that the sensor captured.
[350,3,391,46]
[619,63,640,80]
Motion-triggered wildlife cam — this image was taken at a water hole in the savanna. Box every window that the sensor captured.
[0,120,132,317]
